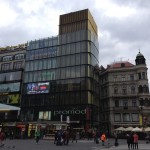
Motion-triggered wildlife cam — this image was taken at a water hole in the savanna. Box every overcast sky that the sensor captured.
[0,0,150,81]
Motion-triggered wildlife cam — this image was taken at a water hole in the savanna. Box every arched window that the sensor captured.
[138,85,143,93]
[143,85,148,93]
[122,86,127,94]
[145,98,149,107]
[139,98,144,106]
[131,86,135,94]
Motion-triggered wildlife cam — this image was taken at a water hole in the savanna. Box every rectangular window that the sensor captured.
[114,114,121,122]
[132,100,137,107]
[123,100,128,109]
[1,63,12,71]
[66,67,70,78]
[132,113,139,122]
[123,113,130,122]
[70,67,75,78]
[113,76,117,81]
[115,100,119,107]
[38,60,43,70]
[75,54,80,65]
[76,66,80,78]
[130,74,134,81]
[47,59,51,69]
[13,61,23,69]
[138,73,141,79]
[122,88,127,94]
[142,72,145,79]
[122,76,125,81]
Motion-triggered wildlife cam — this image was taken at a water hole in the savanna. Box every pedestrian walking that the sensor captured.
[114,132,118,146]
[126,133,131,149]
[35,129,40,144]
[101,133,106,146]
[95,131,99,144]
[130,132,134,149]
[133,132,139,149]
[71,132,77,143]
[0,131,6,147]
[54,131,57,144]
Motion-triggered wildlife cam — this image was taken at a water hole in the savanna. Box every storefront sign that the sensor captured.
[54,109,86,116]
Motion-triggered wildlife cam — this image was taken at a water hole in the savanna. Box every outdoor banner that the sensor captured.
[139,114,143,125]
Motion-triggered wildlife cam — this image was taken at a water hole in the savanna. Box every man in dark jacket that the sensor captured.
[126,133,131,149]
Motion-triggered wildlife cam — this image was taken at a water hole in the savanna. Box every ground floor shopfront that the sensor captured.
[20,104,99,132]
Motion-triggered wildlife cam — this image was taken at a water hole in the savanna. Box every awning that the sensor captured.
[0,103,20,111]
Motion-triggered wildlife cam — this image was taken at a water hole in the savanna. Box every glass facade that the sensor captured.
[21,10,99,129]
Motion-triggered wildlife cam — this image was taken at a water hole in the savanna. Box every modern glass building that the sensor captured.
[21,9,100,130]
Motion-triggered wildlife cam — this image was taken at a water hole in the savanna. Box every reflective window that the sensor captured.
[15,54,24,60]
[70,55,75,66]
[76,66,80,78]
[70,67,75,78]
[75,54,80,65]
[114,114,121,122]
[65,55,70,66]
[132,114,139,122]
[3,55,13,61]
[13,61,23,69]
[1,63,12,71]
[123,113,130,122]
[66,67,71,78]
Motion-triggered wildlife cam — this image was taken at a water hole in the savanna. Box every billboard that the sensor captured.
[27,82,49,94]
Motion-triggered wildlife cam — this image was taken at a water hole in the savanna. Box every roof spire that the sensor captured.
[139,48,140,53]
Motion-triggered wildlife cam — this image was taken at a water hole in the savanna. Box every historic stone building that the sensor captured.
[99,52,150,134]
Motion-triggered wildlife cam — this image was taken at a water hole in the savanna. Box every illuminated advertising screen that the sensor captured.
[38,111,51,120]
[27,82,49,94]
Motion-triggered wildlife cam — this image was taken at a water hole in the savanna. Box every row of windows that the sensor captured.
[27,29,98,51]
[114,86,136,94]
[114,113,139,122]
[21,91,93,106]
[27,37,58,50]
[25,53,98,71]
[0,82,20,93]
[26,41,99,63]
[23,78,97,93]
[1,54,25,62]
[0,61,24,71]
[139,99,150,107]
[115,100,137,107]
[113,72,147,82]
[0,71,22,82]
[24,65,93,83]
[113,85,149,95]
[59,30,99,49]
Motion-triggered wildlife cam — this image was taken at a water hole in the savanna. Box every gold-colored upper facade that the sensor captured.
[59,9,97,36]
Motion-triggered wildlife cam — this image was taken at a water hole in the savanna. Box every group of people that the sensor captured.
[126,132,139,149]
[54,130,70,146]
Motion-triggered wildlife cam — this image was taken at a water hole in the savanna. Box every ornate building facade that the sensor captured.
[99,52,150,134]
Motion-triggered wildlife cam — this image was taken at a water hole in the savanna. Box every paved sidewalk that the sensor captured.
[105,144,150,150]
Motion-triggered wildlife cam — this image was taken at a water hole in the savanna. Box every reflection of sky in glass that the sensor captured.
[0,82,20,92]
